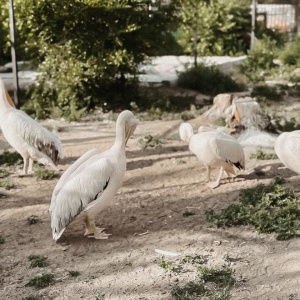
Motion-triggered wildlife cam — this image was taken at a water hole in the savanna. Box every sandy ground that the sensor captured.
[1,114,300,300]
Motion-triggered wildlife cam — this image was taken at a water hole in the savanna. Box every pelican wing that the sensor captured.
[7,110,62,163]
[211,134,245,168]
[286,131,300,157]
[51,157,114,240]
[50,148,100,212]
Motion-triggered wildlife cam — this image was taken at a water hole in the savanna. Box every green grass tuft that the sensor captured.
[68,270,80,277]
[28,255,48,268]
[250,149,277,160]
[0,150,22,166]
[199,266,235,288]
[22,296,38,300]
[33,169,55,180]
[0,178,14,190]
[26,273,54,288]
[138,135,161,150]
[182,211,196,217]
[27,215,39,225]
[206,178,300,240]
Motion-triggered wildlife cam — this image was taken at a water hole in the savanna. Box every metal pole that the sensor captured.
[250,0,256,51]
[8,0,20,108]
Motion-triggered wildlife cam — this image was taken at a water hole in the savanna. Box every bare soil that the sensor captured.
[1,114,300,300]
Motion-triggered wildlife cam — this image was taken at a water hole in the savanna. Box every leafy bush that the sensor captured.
[237,35,278,84]
[177,64,243,95]
[251,84,283,102]
[279,38,300,66]
[206,178,300,240]
[26,273,54,288]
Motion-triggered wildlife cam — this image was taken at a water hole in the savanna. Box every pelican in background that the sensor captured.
[274,131,300,175]
[179,123,245,188]
[50,110,138,241]
[0,78,63,174]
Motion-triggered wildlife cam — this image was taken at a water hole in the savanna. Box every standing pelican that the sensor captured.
[274,131,300,175]
[50,110,138,241]
[0,78,63,174]
[179,123,245,188]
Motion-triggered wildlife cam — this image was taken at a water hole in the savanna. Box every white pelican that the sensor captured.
[274,131,300,175]
[0,78,63,174]
[50,110,138,241]
[179,123,245,188]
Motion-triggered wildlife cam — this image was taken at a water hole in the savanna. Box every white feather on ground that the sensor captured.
[274,130,300,175]
[179,123,245,188]
[0,78,63,174]
[50,110,138,241]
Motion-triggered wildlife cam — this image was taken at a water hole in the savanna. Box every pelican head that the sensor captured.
[179,123,194,142]
[116,110,138,145]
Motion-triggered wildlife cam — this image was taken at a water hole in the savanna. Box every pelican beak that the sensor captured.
[234,105,241,123]
[125,124,137,145]
[5,88,15,108]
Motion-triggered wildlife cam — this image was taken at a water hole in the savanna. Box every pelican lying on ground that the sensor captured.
[50,110,138,241]
[0,78,63,174]
[179,123,245,188]
[274,130,300,175]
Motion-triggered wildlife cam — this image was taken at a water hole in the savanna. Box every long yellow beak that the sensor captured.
[5,88,15,108]
[234,105,241,123]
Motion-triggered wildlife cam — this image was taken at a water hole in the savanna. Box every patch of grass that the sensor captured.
[154,256,179,272]
[27,215,39,225]
[68,270,80,277]
[199,266,235,288]
[157,254,236,299]
[33,169,55,180]
[0,178,14,190]
[26,273,54,288]
[0,235,5,244]
[138,135,161,150]
[182,211,196,217]
[28,255,48,268]
[250,149,277,160]
[176,158,186,165]
[251,84,283,102]
[95,292,105,300]
[0,150,22,166]
[206,177,300,240]
[0,169,9,178]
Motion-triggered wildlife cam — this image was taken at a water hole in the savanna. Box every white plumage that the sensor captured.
[179,123,245,188]
[50,110,138,241]
[274,130,300,175]
[0,78,63,174]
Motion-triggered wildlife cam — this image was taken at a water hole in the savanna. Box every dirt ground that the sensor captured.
[1,113,300,300]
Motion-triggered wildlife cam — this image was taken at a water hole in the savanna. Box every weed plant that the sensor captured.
[33,169,55,180]
[26,273,54,288]
[68,270,80,277]
[138,135,161,150]
[206,177,300,240]
[28,255,48,268]
[250,149,277,160]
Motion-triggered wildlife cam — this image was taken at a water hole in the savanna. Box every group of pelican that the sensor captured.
[0,78,299,242]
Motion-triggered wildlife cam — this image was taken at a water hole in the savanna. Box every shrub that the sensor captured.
[251,84,283,102]
[177,63,243,95]
[279,38,300,66]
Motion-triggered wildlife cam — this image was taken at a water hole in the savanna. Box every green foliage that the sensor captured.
[0,151,23,166]
[26,273,54,288]
[251,85,283,102]
[11,0,181,119]
[250,149,277,160]
[237,35,278,84]
[199,266,235,288]
[155,256,179,272]
[0,169,10,178]
[279,38,300,66]
[28,255,48,268]
[178,0,251,56]
[68,270,80,277]
[33,169,55,180]
[273,116,300,132]
[0,178,14,190]
[182,211,196,217]
[206,178,300,240]
[177,64,243,95]
[138,135,161,150]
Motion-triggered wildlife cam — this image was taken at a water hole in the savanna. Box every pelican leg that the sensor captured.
[206,165,211,182]
[28,158,34,174]
[22,158,29,175]
[84,217,111,240]
[208,167,224,189]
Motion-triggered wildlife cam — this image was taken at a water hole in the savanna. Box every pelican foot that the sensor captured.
[85,227,112,240]
[207,181,220,189]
